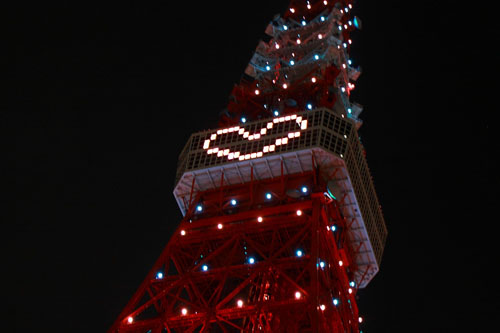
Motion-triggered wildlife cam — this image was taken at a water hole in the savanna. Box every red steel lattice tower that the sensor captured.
[109,1,387,332]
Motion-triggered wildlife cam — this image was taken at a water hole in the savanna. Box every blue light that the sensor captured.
[306,103,312,110]
[333,298,339,306]
[320,16,325,22]
[230,199,237,206]
[265,65,271,71]
[354,17,360,29]
[273,110,279,116]
[248,257,255,264]
[301,20,306,26]
[156,272,163,279]
[283,25,288,30]
[331,225,336,232]
[319,261,325,268]
[290,60,295,66]
[296,250,303,257]
[202,264,208,271]
[265,193,272,200]
[348,59,352,65]
[241,117,247,123]
[349,281,356,287]
[314,54,319,60]
[301,186,308,193]
[347,108,352,114]
[196,205,203,212]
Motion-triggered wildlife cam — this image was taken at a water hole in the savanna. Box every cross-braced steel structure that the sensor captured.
[109,1,386,332]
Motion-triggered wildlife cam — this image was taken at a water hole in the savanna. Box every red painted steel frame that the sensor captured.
[109,171,360,332]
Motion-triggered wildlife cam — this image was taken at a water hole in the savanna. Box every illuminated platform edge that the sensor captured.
[174,107,387,288]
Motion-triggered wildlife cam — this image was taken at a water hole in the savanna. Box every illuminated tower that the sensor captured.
[109,1,386,332]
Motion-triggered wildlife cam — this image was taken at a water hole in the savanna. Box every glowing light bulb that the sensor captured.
[301,20,306,26]
[296,250,303,257]
[282,83,288,89]
[196,205,203,212]
[217,223,223,229]
[306,103,312,110]
[295,291,301,299]
[320,304,326,311]
[311,77,316,83]
[202,264,208,271]
[314,54,319,60]
[333,298,339,306]
[289,8,295,13]
[320,16,325,21]
[265,192,272,200]
[248,257,255,264]
[348,288,353,294]
[273,110,279,116]
[283,25,288,30]
[257,216,263,223]
[339,260,343,266]
[347,108,352,114]
[181,308,187,315]
[331,225,336,231]
[230,199,237,206]
[127,316,133,324]
[296,38,301,44]
[318,34,323,39]
[241,117,247,123]
[180,230,186,236]
[275,43,280,49]
[156,272,163,279]
[319,261,325,268]
[290,60,295,66]
[237,299,243,308]
[338,25,342,31]
[301,186,308,193]
[324,0,328,5]
[255,89,260,95]
[350,281,356,287]
[296,210,302,216]
[359,317,363,323]
[348,59,352,65]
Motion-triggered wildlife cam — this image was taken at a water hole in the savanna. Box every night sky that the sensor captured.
[10,1,497,332]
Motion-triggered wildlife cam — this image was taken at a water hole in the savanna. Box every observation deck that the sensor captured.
[174,107,387,288]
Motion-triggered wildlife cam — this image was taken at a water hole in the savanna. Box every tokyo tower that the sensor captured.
[109,0,387,331]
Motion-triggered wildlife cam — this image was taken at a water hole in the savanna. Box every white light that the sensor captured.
[127,316,133,324]
[241,117,246,123]
[348,59,352,65]
[307,4,311,9]
[265,65,271,71]
[341,87,346,93]
[289,8,295,13]
[348,39,352,44]
[296,250,303,257]
[314,54,319,60]
[349,4,353,9]
[273,110,279,116]
[344,24,348,30]
[217,223,223,230]
[339,260,343,266]
[296,38,301,44]
[196,205,203,212]
[306,103,312,110]
[202,264,208,271]
[265,193,272,200]
[338,26,342,31]
[350,281,356,287]
[333,298,339,306]
[295,291,301,299]
[311,77,316,83]
[331,225,336,231]
[348,288,353,294]
[344,134,347,139]
[320,16,325,21]
[296,210,302,216]
[318,34,323,39]
[301,20,306,26]
[180,230,186,236]
[230,199,237,206]
[320,304,326,311]
[257,216,263,223]
[275,43,280,49]
[255,89,260,95]
[237,299,243,308]
[282,83,288,89]
[301,186,308,193]
[283,25,288,30]
[359,316,363,323]
[345,8,349,13]
[342,63,346,68]
[319,261,325,268]
[290,60,295,66]
[248,257,255,264]
[343,42,347,48]
[323,0,328,5]
[156,272,163,279]
[181,308,188,315]
[347,108,352,114]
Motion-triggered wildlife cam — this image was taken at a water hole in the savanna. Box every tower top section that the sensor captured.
[220,0,362,129]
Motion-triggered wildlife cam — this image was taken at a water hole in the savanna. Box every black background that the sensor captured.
[10,1,498,332]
